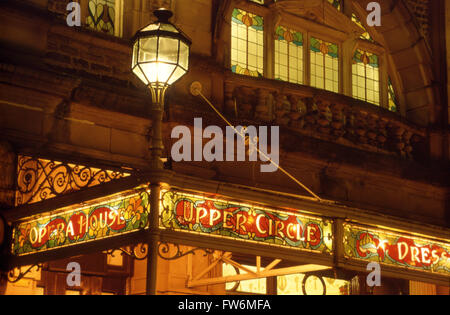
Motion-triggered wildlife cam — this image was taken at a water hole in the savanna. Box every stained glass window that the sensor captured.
[327,0,342,11]
[231,8,264,77]
[352,49,380,105]
[310,37,339,93]
[87,0,117,36]
[352,13,374,42]
[275,26,304,84]
[388,77,398,112]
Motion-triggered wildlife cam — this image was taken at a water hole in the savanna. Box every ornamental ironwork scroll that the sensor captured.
[7,264,43,284]
[160,190,333,254]
[11,188,150,256]
[344,224,450,276]
[15,155,131,206]
[157,242,214,261]
[106,243,149,261]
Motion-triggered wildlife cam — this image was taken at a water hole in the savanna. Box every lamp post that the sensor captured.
[131,8,191,295]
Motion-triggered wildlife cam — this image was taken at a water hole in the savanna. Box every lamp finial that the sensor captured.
[154,8,173,23]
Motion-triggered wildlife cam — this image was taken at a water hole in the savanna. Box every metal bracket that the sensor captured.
[106,243,149,261]
[157,242,214,261]
[7,264,43,284]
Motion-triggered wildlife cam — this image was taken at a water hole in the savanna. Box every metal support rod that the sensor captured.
[146,89,165,295]
[190,82,322,201]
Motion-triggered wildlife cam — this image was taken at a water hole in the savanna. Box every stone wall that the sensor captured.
[0,1,448,226]
[447,0,450,156]
[404,0,430,42]
[0,142,15,210]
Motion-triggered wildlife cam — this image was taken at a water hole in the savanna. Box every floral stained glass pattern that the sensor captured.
[352,13,374,42]
[87,0,116,35]
[352,49,380,105]
[344,224,450,276]
[12,188,149,256]
[161,190,333,254]
[231,8,264,77]
[310,37,339,93]
[275,26,304,84]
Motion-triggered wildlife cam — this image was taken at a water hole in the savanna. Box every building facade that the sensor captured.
[0,0,449,295]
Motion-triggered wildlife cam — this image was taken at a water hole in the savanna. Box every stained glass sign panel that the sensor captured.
[11,188,150,256]
[344,224,450,276]
[160,190,333,254]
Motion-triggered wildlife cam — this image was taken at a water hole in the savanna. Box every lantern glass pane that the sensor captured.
[139,37,158,63]
[168,66,187,85]
[140,62,176,84]
[179,42,189,70]
[140,63,157,83]
[160,23,179,33]
[158,37,180,64]
[133,65,149,85]
[141,24,159,32]
[132,41,138,68]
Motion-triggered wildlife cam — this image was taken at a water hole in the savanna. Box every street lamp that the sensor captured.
[132,8,191,170]
[132,8,191,108]
[131,8,191,295]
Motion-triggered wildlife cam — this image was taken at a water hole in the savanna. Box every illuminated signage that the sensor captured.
[11,188,149,256]
[344,224,450,276]
[160,190,333,254]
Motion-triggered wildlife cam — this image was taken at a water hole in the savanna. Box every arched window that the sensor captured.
[310,37,339,93]
[274,26,304,84]
[352,49,380,105]
[231,8,264,77]
[226,0,402,113]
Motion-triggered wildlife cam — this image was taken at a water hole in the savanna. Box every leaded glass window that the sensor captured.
[231,8,264,77]
[310,37,339,93]
[352,13,374,42]
[352,49,380,105]
[275,26,304,84]
[388,77,398,112]
[327,0,342,11]
[87,0,117,36]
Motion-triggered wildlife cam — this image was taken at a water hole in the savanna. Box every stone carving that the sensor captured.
[224,77,426,159]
